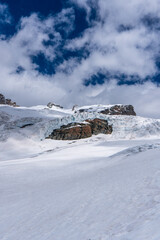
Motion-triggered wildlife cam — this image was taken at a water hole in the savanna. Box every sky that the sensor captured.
[0,0,160,118]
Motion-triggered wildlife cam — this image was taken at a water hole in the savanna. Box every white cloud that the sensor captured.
[54,8,75,34]
[0,9,74,105]
[0,3,12,24]
[0,1,160,118]
[67,0,160,77]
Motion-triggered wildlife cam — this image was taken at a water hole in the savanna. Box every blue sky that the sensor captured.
[0,0,160,117]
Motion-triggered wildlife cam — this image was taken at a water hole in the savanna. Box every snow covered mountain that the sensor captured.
[0,103,160,142]
[1,103,160,240]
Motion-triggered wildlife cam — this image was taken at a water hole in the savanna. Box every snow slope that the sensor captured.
[1,104,160,142]
[1,104,160,240]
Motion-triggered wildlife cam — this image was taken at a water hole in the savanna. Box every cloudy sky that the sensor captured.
[0,0,160,118]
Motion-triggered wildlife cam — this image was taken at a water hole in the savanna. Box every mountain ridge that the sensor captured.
[0,102,160,142]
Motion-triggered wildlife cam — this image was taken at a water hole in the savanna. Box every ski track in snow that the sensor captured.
[1,105,160,240]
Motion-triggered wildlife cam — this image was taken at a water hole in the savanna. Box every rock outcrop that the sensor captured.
[78,105,136,116]
[47,105,135,140]
[72,104,78,111]
[0,93,18,107]
[47,102,63,109]
[100,105,136,116]
[0,94,6,104]
[86,119,112,135]
[48,123,92,140]
[47,118,112,140]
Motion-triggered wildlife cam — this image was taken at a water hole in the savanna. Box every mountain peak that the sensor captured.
[0,93,18,107]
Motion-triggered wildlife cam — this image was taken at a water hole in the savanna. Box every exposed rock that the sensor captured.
[6,99,17,107]
[47,102,63,109]
[78,107,93,113]
[0,94,6,104]
[72,104,78,111]
[77,105,136,116]
[47,118,112,140]
[20,123,34,128]
[100,105,136,116]
[86,118,112,135]
[0,93,19,107]
[47,122,91,140]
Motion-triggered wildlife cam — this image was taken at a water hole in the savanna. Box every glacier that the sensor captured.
[0,104,160,240]
[1,104,160,141]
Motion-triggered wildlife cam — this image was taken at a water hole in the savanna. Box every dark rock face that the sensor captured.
[72,104,78,111]
[0,93,18,107]
[47,122,92,140]
[0,94,6,104]
[47,118,112,140]
[86,119,112,135]
[77,105,136,116]
[47,102,63,109]
[6,99,17,107]
[100,105,136,116]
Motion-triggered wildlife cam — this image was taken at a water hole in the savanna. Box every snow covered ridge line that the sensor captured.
[43,104,136,139]
[75,104,136,116]
[1,103,160,141]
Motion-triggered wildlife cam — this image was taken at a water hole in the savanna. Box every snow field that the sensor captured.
[1,104,160,239]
